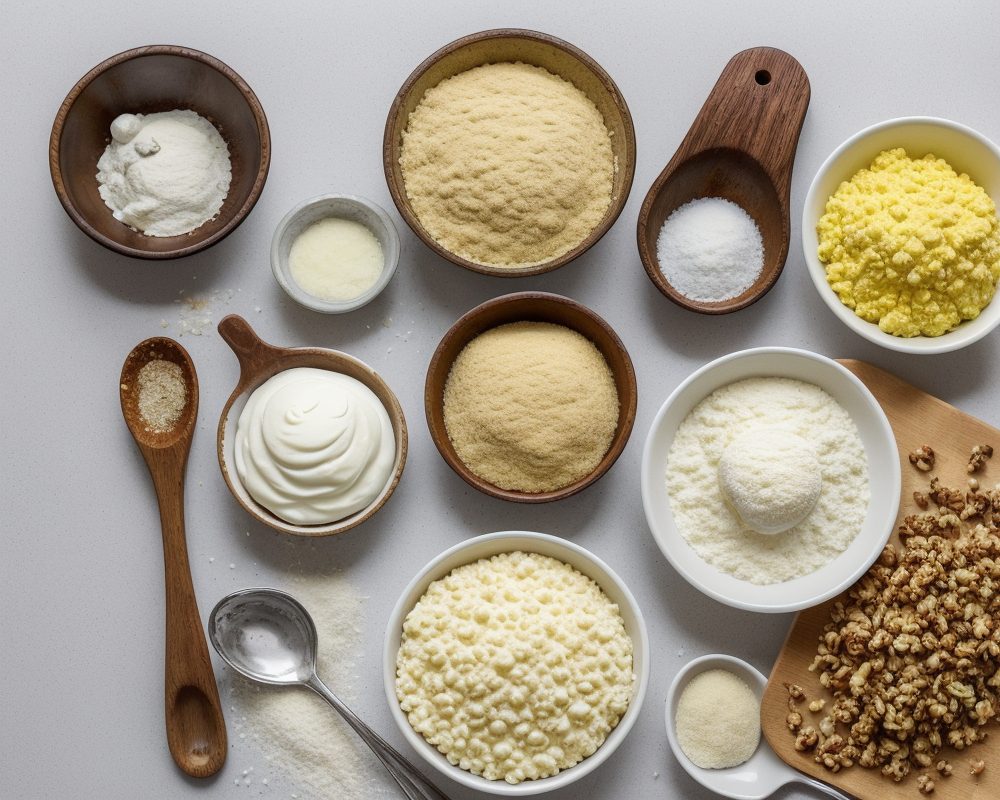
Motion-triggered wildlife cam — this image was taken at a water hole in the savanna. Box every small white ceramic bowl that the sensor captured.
[803,117,1000,354]
[641,347,900,613]
[383,531,650,796]
[271,194,400,313]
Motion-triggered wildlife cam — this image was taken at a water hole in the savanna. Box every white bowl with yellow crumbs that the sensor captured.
[383,531,649,795]
[803,117,1000,353]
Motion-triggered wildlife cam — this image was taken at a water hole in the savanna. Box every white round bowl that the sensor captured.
[382,531,649,796]
[803,116,1000,354]
[271,193,400,313]
[640,347,900,613]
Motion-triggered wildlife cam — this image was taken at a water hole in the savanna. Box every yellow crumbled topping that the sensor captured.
[817,148,1000,337]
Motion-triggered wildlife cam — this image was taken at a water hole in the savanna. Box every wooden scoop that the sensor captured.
[637,47,810,314]
[119,337,227,778]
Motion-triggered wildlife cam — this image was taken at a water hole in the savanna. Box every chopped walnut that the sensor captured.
[784,682,805,701]
[786,710,803,731]
[967,444,993,473]
[808,698,826,713]
[916,774,935,794]
[909,445,936,471]
[913,490,930,509]
[969,759,985,776]
[793,471,998,784]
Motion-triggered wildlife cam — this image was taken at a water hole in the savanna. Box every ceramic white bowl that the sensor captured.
[640,347,900,613]
[803,117,1000,354]
[271,194,400,313]
[382,531,650,796]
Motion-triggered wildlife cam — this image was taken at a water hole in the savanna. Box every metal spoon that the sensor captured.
[666,654,852,800]
[119,337,227,778]
[209,588,453,800]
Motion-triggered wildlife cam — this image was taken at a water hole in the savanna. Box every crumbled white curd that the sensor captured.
[395,551,634,784]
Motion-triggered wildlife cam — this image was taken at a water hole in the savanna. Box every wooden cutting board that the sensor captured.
[761,359,999,800]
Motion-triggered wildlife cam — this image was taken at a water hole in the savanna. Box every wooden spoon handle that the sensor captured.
[147,446,227,778]
[218,314,289,386]
[679,47,810,204]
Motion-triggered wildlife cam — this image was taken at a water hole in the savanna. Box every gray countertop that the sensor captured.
[3,1,998,798]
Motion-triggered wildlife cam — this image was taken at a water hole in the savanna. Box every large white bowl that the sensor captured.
[803,116,1000,354]
[382,531,650,796]
[640,347,900,613]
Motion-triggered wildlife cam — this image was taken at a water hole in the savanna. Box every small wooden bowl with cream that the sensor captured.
[384,29,636,277]
[216,315,407,537]
[425,292,637,503]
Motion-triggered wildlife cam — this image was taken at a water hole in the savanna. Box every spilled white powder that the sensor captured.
[97,110,231,236]
[656,197,763,302]
[666,377,870,584]
[225,575,393,798]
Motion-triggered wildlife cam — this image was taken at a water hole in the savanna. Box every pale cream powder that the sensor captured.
[400,62,614,268]
[666,377,870,584]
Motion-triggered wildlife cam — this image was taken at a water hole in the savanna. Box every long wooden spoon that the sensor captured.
[119,337,227,778]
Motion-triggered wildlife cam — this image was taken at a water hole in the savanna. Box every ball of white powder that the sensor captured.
[718,428,822,534]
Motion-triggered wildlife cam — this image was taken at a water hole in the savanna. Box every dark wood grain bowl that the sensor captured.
[424,292,637,503]
[636,47,810,314]
[216,315,408,538]
[50,45,271,260]
[383,29,636,277]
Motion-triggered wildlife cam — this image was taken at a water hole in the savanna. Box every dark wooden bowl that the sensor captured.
[384,29,636,277]
[50,45,271,260]
[636,48,810,313]
[425,292,637,503]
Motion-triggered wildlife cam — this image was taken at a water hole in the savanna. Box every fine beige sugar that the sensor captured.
[676,669,761,769]
[443,321,619,493]
[136,359,186,433]
[400,62,614,268]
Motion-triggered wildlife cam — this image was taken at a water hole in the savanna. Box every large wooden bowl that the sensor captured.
[50,45,270,259]
[425,292,637,503]
[383,29,636,277]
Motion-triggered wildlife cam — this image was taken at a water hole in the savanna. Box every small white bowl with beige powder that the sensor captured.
[641,347,900,613]
[271,194,400,313]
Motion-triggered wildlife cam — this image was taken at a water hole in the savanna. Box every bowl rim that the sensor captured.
[382,530,650,796]
[802,115,1000,354]
[424,291,638,503]
[49,44,271,260]
[270,193,401,314]
[382,27,636,277]
[640,346,900,613]
[215,332,408,538]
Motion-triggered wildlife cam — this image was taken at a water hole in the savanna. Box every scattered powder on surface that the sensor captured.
[225,575,393,799]
[656,197,764,302]
[289,218,384,302]
[173,288,235,336]
[443,321,619,493]
[817,147,1000,337]
[136,359,186,432]
[97,110,231,237]
[400,62,614,268]
[666,377,870,584]
[676,669,760,769]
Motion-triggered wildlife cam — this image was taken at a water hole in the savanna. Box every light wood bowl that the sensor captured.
[383,28,636,277]
[215,315,407,537]
[50,45,270,260]
[424,292,637,503]
[636,47,810,313]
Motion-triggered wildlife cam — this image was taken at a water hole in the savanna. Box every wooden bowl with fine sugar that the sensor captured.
[383,28,636,277]
[50,45,270,260]
[636,47,810,314]
[424,292,638,503]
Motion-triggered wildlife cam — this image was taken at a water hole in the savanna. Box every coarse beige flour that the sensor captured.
[443,321,619,493]
[666,378,870,584]
[400,62,614,268]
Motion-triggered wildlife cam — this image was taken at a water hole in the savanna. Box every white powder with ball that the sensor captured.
[666,377,870,584]
[97,110,231,236]
[656,197,763,302]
